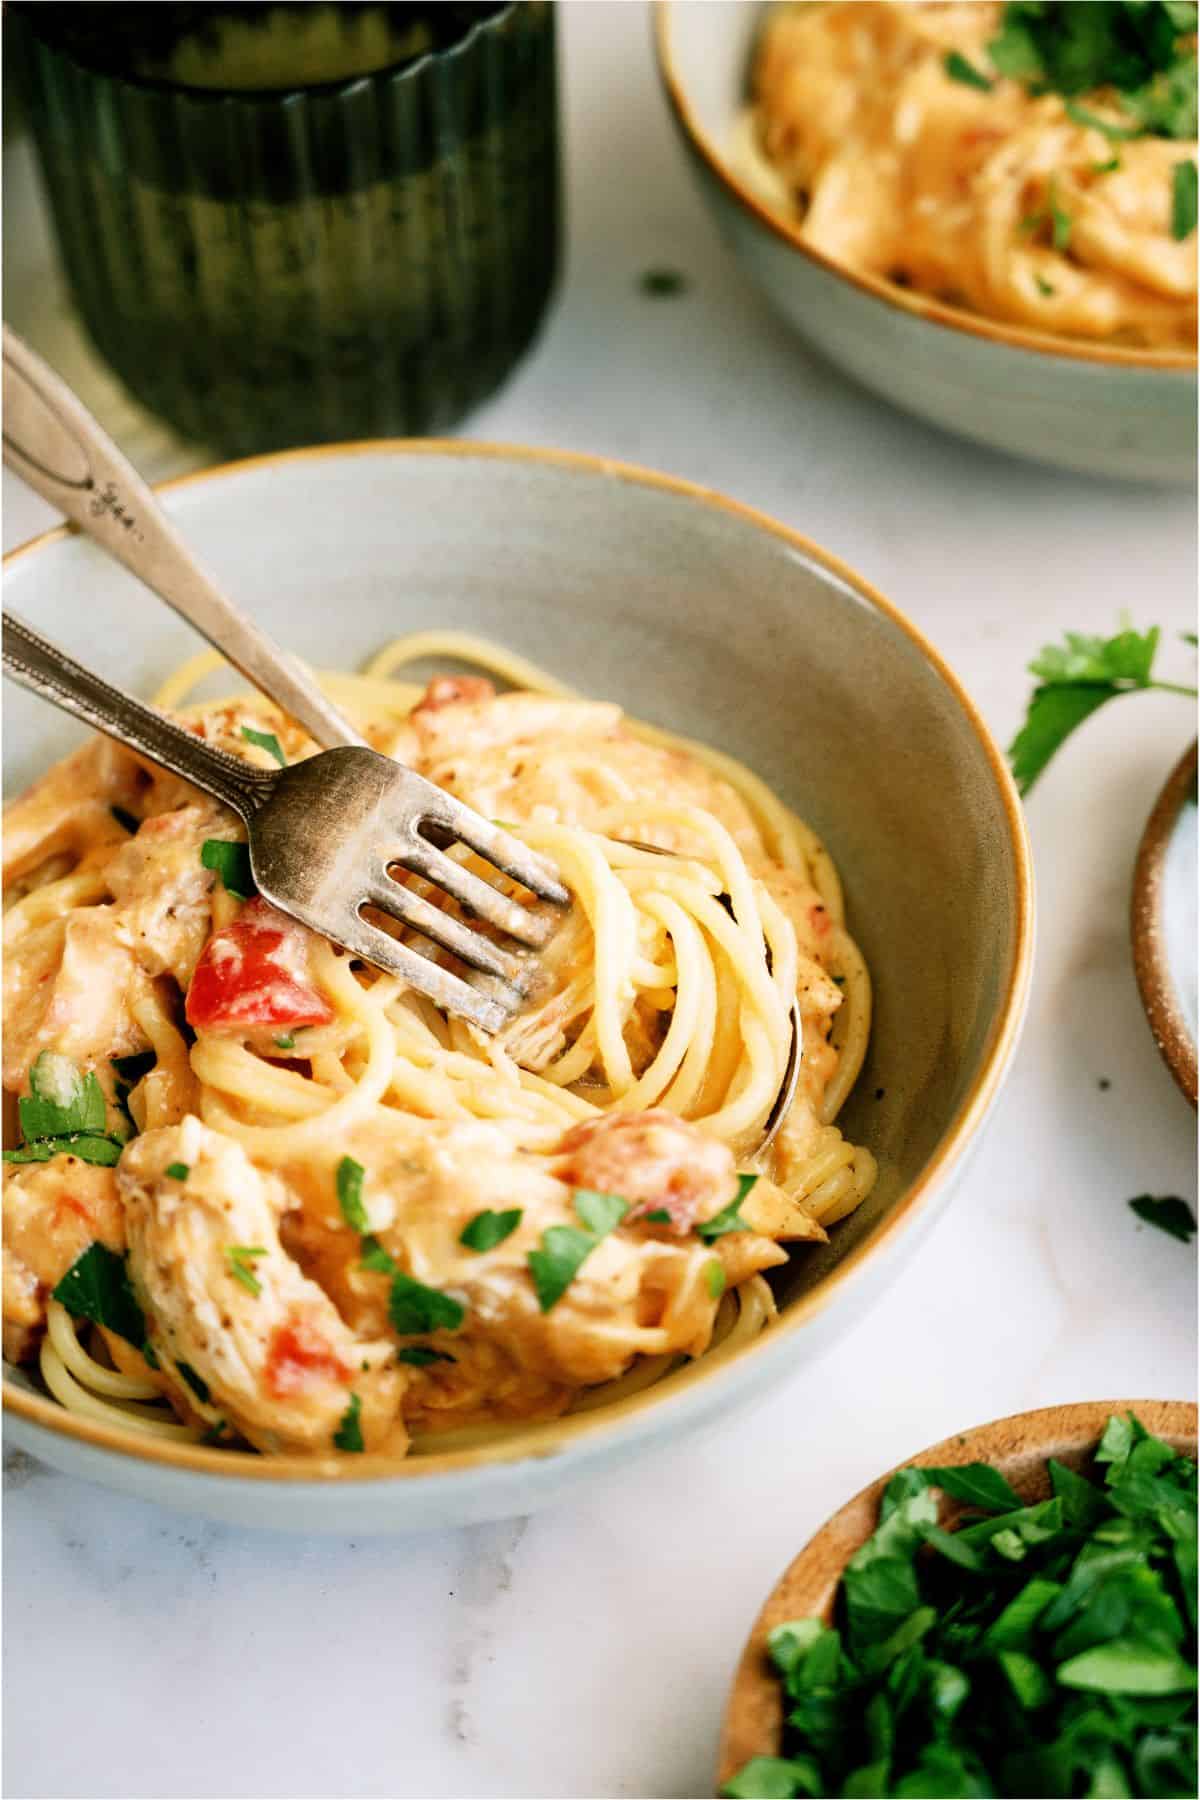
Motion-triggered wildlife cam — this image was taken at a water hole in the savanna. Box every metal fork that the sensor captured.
[3,613,568,1033]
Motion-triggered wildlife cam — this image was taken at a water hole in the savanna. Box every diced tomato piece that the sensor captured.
[265,1315,352,1398]
[186,898,334,1033]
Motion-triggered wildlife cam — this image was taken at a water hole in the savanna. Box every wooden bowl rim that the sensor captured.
[717,1398,1199,1790]
[1131,742,1198,1109]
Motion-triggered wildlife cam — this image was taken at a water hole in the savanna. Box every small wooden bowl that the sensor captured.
[717,1399,1198,1792]
[1131,743,1198,1108]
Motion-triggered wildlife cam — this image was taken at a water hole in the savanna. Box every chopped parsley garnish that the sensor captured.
[643,1208,673,1224]
[1064,99,1142,139]
[398,1346,455,1367]
[527,1189,630,1313]
[52,1243,146,1347]
[1093,155,1123,173]
[110,804,140,834]
[1009,622,1196,794]
[696,1173,759,1243]
[943,49,993,91]
[333,1392,364,1452]
[273,1033,296,1051]
[239,725,287,767]
[460,1207,523,1252]
[177,1361,210,1403]
[1172,158,1198,239]
[1034,273,1056,296]
[2,1051,126,1167]
[165,1162,190,1182]
[987,3,1197,139]
[336,1155,369,1234]
[705,1260,727,1299]
[388,1272,465,1336]
[226,1244,267,1297]
[1048,180,1072,251]
[360,1236,398,1274]
[1130,1193,1198,1242]
[721,1413,1198,1799]
[200,838,255,900]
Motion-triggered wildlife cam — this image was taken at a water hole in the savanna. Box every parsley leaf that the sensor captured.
[3,1052,127,1167]
[239,725,287,767]
[573,1189,628,1235]
[643,1207,673,1224]
[52,1243,146,1347]
[226,1244,267,1296]
[1129,1194,1197,1242]
[944,50,993,90]
[274,1033,296,1051]
[177,1361,210,1403]
[360,1235,398,1274]
[165,1162,189,1181]
[460,1207,523,1252]
[528,1224,599,1313]
[1172,158,1198,239]
[705,1260,727,1299]
[333,1392,364,1452]
[923,1462,1024,1511]
[697,1173,759,1242]
[397,1346,454,1367]
[1008,623,1196,795]
[388,1271,465,1335]
[336,1156,369,1234]
[20,1051,106,1140]
[200,838,255,900]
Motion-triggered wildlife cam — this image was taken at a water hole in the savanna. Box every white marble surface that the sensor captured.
[2,6,1196,1798]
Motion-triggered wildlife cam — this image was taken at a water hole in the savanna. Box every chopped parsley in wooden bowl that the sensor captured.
[718,1402,1196,1799]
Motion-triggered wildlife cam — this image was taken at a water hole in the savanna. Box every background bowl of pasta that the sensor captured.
[655,1,1198,486]
[2,443,1032,1531]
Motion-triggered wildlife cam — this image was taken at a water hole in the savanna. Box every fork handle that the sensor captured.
[1,325,365,752]
[2,611,275,821]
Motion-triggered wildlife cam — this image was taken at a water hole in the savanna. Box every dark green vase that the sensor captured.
[12,3,561,454]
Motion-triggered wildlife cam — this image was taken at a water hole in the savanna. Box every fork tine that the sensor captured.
[329,910,516,1033]
[363,878,522,982]
[418,793,569,905]
[397,838,556,949]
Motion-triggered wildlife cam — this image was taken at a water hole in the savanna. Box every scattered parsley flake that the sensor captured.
[943,49,993,91]
[177,1361,210,1403]
[460,1207,523,1252]
[1129,1193,1197,1242]
[643,1208,673,1224]
[527,1189,632,1312]
[4,1052,126,1167]
[274,1033,296,1051]
[639,268,688,297]
[397,1346,455,1367]
[1034,273,1056,296]
[336,1156,369,1234]
[239,725,287,767]
[697,1173,759,1242]
[165,1162,190,1181]
[705,1260,727,1299]
[52,1243,146,1346]
[360,1236,398,1274]
[226,1244,267,1297]
[1172,158,1198,239]
[333,1392,364,1452]
[388,1271,465,1336]
[200,839,255,900]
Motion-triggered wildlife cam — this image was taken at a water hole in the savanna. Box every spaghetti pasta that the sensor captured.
[2,638,875,1457]
[741,2,1198,350]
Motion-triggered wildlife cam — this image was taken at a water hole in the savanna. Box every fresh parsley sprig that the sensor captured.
[1009,622,1197,795]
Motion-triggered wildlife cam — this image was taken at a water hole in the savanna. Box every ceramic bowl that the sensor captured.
[2,442,1033,1532]
[1132,743,1198,1108]
[718,1398,1199,1789]
[654,2,1197,486]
